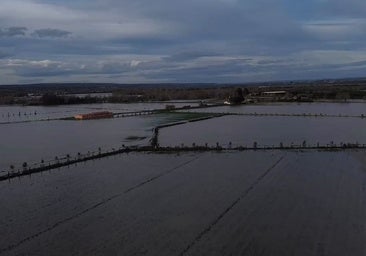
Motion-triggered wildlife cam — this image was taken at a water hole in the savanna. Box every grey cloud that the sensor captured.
[7,59,133,78]
[103,0,316,57]
[0,51,12,59]
[0,27,27,37]
[163,51,224,62]
[2,0,366,84]
[32,28,72,38]
[321,0,366,18]
[5,59,84,78]
[136,0,304,40]
[0,27,72,39]
[7,53,366,83]
[100,62,131,74]
[141,57,257,82]
[0,37,130,59]
[345,60,366,67]
[256,59,288,65]
[303,60,366,71]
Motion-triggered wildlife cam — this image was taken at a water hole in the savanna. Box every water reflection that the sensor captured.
[159,115,366,148]
[183,102,366,116]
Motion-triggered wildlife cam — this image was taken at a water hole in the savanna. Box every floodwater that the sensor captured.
[1,102,366,255]
[0,112,201,172]
[183,102,366,116]
[0,151,365,255]
[159,115,366,148]
[2,102,366,171]
[0,117,152,171]
[0,101,199,123]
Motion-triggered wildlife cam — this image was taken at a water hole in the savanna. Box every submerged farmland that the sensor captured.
[1,101,366,256]
[1,151,366,255]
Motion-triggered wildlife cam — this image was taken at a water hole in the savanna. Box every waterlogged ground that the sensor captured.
[0,151,365,256]
[159,115,366,148]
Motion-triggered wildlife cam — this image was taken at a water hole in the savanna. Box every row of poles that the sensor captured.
[2,141,366,181]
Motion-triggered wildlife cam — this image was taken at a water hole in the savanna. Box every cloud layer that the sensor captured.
[1,0,366,84]
[0,27,28,37]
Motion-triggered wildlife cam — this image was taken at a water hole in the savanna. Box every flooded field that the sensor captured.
[1,102,366,255]
[0,117,152,171]
[0,111,206,172]
[0,151,365,256]
[183,102,366,116]
[159,115,366,148]
[0,101,200,123]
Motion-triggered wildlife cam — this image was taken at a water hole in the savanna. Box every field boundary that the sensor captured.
[1,144,365,182]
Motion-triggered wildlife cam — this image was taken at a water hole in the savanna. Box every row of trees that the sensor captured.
[40,93,103,105]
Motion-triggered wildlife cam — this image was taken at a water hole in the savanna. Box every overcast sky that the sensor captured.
[1,0,366,84]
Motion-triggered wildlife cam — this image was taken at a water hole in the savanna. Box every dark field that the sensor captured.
[1,150,365,256]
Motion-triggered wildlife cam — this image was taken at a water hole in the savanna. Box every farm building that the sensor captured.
[74,111,114,120]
